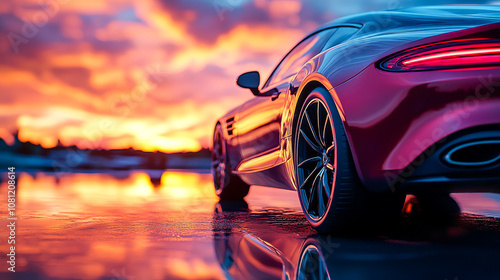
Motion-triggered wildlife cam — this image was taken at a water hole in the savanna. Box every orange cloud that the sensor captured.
[0,0,323,152]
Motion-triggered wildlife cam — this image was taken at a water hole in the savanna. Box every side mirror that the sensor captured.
[237,71,260,96]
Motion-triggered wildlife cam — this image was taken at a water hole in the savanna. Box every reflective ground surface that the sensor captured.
[0,170,499,280]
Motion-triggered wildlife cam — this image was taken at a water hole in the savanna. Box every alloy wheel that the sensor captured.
[211,130,226,194]
[296,99,336,221]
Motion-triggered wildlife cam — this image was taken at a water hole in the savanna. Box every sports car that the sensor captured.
[211,5,500,233]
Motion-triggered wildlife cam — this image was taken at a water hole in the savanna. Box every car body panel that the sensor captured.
[234,81,289,172]
[336,65,500,191]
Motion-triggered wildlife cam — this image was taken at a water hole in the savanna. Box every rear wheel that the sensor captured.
[211,124,250,200]
[295,88,404,233]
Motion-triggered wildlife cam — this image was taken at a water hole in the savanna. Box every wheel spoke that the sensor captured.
[304,111,322,148]
[307,186,315,212]
[317,169,326,215]
[322,115,329,147]
[326,142,335,155]
[317,103,325,147]
[299,163,322,190]
[322,168,331,198]
[298,156,321,168]
[307,170,322,213]
[300,129,322,153]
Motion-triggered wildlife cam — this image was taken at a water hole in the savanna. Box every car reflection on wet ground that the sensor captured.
[1,170,499,280]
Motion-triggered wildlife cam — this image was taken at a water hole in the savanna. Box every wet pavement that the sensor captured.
[1,170,500,280]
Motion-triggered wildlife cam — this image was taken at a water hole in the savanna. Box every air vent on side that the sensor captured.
[226,116,235,136]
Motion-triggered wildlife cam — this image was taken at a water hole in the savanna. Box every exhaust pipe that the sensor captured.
[443,140,500,167]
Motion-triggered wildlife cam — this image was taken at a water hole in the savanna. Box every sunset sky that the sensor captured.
[0,0,487,153]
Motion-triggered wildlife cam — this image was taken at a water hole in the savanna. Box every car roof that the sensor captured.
[319,5,500,33]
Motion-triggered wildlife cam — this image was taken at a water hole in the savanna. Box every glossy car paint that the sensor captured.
[216,6,500,193]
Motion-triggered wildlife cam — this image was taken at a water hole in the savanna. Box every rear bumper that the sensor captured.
[334,65,500,193]
[390,126,500,194]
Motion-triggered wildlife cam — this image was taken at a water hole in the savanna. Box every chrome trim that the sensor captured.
[443,140,500,166]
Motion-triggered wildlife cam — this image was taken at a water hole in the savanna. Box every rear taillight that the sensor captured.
[379,38,500,71]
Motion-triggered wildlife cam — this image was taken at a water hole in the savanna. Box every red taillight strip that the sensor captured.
[402,48,500,66]
[379,38,500,71]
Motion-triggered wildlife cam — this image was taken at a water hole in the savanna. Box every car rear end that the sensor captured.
[333,18,500,194]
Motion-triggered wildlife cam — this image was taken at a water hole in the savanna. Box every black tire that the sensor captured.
[211,124,250,200]
[294,87,404,234]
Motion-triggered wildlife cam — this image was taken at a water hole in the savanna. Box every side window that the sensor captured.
[321,27,359,51]
[265,28,337,87]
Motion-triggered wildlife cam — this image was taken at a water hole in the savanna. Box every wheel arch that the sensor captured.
[291,80,324,145]
[287,73,364,190]
[289,73,347,149]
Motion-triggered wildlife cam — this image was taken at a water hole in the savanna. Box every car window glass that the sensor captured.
[265,29,336,86]
[322,27,359,51]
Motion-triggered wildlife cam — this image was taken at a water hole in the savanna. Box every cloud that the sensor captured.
[0,0,323,152]
[4,0,476,152]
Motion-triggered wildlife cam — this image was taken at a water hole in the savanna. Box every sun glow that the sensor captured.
[0,0,314,153]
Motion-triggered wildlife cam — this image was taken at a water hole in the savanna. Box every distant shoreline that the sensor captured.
[1,136,212,171]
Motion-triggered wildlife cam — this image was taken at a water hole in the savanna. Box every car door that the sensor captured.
[235,28,338,172]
